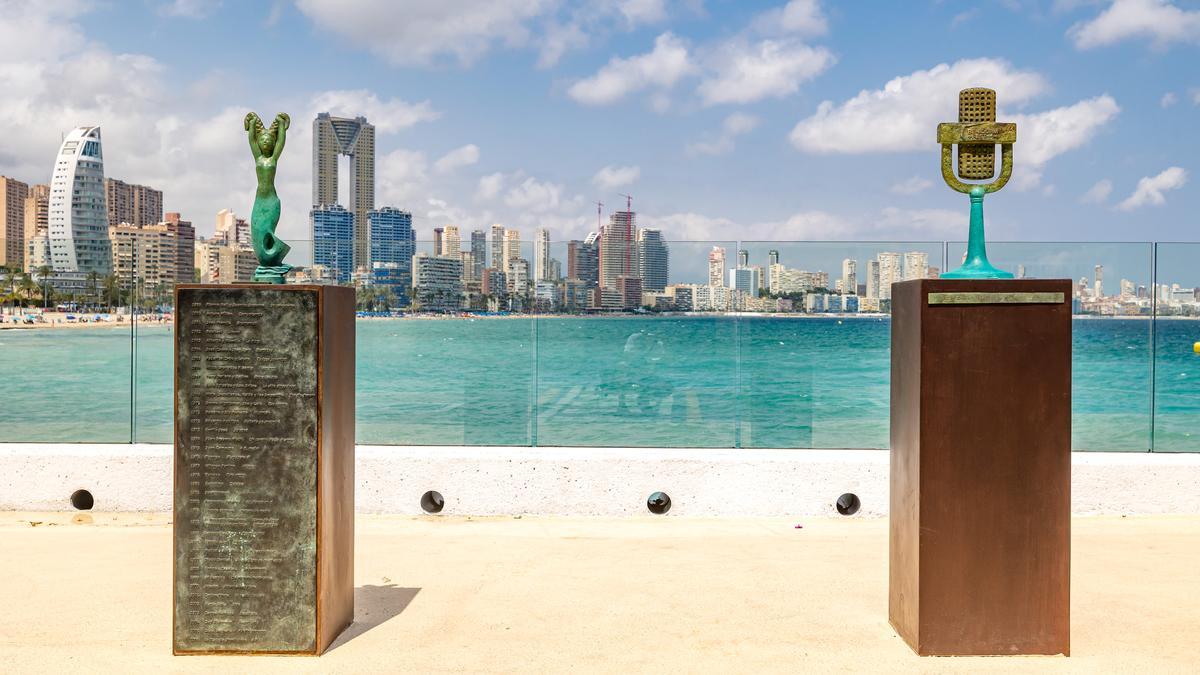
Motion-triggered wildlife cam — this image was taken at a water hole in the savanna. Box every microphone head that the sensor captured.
[957,88,997,180]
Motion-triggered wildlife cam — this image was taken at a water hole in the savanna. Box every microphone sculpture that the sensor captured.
[938,88,1015,279]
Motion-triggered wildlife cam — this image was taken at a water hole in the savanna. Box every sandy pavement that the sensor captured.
[1,512,1197,674]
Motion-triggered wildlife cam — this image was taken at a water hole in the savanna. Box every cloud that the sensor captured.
[641,206,964,241]
[1161,92,1177,107]
[750,0,829,37]
[592,165,641,190]
[567,32,693,105]
[476,172,506,200]
[433,144,480,173]
[686,112,759,156]
[1081,178,1113,203]
[697,39,834,106]
[158,0,221,18]
[889,176,934,195]
[295,0,554,67]
[1007,95,1120,189]
[616,0,668,25]
[1117,166,1188,210]
[309,89,438,133]
[789,59,1050,154]
[505,176,565,213]
[1069,0,1200,50]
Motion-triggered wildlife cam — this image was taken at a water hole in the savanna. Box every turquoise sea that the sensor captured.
[1,317,1197,451]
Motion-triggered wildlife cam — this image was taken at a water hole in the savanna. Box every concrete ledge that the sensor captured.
[2,444,1199,516]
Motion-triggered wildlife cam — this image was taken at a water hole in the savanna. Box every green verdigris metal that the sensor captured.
[245,112,292,283]
[939,88,1015,280]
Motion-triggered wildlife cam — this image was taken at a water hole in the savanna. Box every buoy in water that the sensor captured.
[1194,341,1200,354]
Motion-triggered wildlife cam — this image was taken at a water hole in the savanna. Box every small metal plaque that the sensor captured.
[175,287,319,653]
[928,292,1064,305]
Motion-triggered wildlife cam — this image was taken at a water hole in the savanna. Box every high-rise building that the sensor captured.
[215,208,249,247]
[866,260,881,299]
[470,229,487,279]
[163,212,195,284]
[708,246,726,287]
[312,113,375,268]
[616,275,643,310]
[432,227,444,256]
[105,178,162,228]
[729,267,760,294]
[195,238,256,284]
[49,126,111,274]
[1094,264,1104,298]
[876,252,902,299]
[1120,278,1135,300]
[312,204,354,283]
[902,251,928,281]
[412,252,463,312]
[490,224,505,273]
[22,184,49,273]
[737,249,749,268]
[534,228,551,281]
[368,207,415,294]
[637,228,669,292]
[768,250,779,267]
[108,221,172,292]
[506,258,530,295]
[600,211,635,288]
[567,234,600,287]
[0,176,29,269]
[841,259,857,295]
[502,228,522,267]
[443,225,461,258]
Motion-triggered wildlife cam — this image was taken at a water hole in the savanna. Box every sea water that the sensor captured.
[1,317,1196,451]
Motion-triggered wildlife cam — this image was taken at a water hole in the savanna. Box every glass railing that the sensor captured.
[1,238,1194,452]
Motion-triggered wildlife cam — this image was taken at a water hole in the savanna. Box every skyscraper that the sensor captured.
[637,228,669,292]
[1094,264,1104,298]
[22,184,49,273]
[567,234,600,287]
[0,176,29,269]
[433,227,443,256]
[312,113,375,268]
[312,204,354,283]
[502,228,522,267]
[902,251,928,281]
[600,210,635,288]
[164,212,195,284]
[866,260,881,299]
[369,207,415,298]
[490,224,505,272]
[49,126,111,274]
[470,229,487,280]
[768,250,779,267]
[737,249,749,268]
[443,225,461,257]
[841,259,857,295]
[876,252,902,300]
[105,178,162,228]
[708,246,726,287]
[534,228,551,281]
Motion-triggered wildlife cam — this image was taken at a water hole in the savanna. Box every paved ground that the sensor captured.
[1,512,1197,674]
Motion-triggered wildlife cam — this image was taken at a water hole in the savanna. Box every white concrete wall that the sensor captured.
[2,444,1199,516]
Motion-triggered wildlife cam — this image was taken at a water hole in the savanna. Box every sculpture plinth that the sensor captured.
[889,278,1071,656]
[173,284,355,655]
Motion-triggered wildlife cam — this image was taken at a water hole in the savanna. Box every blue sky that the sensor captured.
[0,0,1196,273]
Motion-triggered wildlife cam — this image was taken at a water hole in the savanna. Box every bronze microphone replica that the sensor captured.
[888,88,1072,657]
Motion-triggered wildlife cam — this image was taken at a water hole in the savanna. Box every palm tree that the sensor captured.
[86,271,100,311]
[17,275,36,307]
[35,265,53,310]
[102,273,121,311]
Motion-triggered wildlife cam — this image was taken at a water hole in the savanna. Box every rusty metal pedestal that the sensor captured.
[889,279,1071,656]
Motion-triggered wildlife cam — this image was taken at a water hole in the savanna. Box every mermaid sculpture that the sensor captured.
[244,111,292,283]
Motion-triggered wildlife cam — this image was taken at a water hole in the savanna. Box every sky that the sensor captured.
[0,0,1197,284]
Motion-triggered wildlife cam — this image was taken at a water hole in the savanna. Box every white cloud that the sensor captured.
[592,165,641,190]
[433,144,480,173]
[295,0,554,67]
[567,32,693,105]
[789,59,1049,154]
[697,39,834,106]
[751,0,829,37]
[889,176,934,195]
[1007,95,1120,189]
[1069,0,1200,50]
[616,0,668,25]
[1081,178,1113,203]
[158,0,221,18]
[505,176,565,212]
[686,112,759,156]
[476,172,506,200]
[537,20,589,69]
[309,89,438,133]
[1161,92,1177,107]
[1117,166,1188,210]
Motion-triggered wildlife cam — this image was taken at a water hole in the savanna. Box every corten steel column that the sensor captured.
[889,278,1071,656]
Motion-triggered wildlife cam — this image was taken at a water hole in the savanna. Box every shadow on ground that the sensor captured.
[327,584,421,652]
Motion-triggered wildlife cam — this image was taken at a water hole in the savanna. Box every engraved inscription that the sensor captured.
[928,292,1064,306]
[174,288,319,653]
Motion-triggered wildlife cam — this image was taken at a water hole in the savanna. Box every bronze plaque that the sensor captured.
[174,287,319,653]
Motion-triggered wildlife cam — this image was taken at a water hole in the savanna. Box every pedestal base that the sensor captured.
[889,279,1071,656]
[173,284,355,655]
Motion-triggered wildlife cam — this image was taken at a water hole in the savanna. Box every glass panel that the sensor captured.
[1151,242,1200,452]
[535,241,739,448]
[0,237,133,442]
[737,242,942,449]
[947,241,1154,451]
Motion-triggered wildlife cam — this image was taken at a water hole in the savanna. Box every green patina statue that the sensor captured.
[938,88,1015,279]
[244,111,292,283]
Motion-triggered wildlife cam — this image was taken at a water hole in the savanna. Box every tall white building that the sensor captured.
[490,224,505,270]
[903,251,928,281]
[1094,265,1104,298]
[49,126,111,274]
[866,260,881,299]
[502,228,522,267]
[876,252,902,300]
[534,228,551,281]
[708,246,726,287]
[443,225,461,258]
[600,211,636,289]
[842,258,857,295]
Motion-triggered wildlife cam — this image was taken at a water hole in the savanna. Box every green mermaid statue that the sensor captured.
[244,111,292,283]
